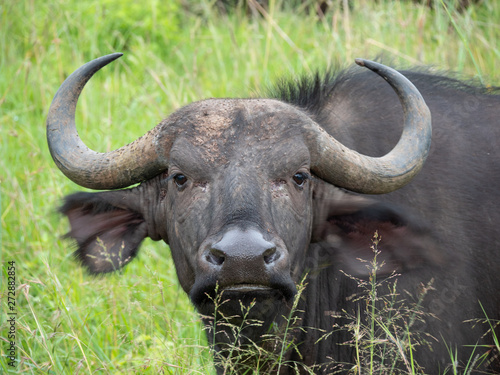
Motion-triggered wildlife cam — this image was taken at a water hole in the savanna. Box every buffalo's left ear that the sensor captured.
[60,191,149,274]
[312,183,444,278]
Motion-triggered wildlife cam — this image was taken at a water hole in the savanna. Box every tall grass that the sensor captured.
[334,232,435,375]
[1,0,499,373]
[202,278,311,374]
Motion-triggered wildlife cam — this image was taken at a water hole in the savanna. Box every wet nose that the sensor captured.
[203,228,282,270]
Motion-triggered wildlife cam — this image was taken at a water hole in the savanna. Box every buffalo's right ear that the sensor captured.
[60,191,148,274]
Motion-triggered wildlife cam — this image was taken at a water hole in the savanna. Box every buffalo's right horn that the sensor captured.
[47,53,170,189]
[307,59,432,194]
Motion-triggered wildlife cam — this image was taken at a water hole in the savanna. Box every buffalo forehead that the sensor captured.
[176,99,308,139]
[168,98,311,166]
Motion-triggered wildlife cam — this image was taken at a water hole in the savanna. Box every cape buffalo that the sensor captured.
[47,53,500,374]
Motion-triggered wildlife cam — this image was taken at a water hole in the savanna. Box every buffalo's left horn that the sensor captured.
[47,53,169,189]
[307,59,432,194]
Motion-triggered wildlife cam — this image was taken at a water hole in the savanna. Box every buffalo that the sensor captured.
[47,53,500,373]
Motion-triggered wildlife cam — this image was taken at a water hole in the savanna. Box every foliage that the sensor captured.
[202,279,313,374]
[334,232,435,375]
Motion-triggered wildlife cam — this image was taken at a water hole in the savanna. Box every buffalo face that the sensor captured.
[157,100,316,319]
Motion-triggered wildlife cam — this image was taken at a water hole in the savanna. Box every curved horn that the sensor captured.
[308,59,432,194]
[47,53,169,189]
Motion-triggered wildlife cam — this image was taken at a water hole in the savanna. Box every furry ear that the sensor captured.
[60,191,148,273]
[313,184,444,277]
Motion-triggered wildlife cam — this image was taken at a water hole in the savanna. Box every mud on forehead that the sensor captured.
[166,98,313,165]
[170,98,312,138]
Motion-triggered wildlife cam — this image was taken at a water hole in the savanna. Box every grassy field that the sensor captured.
[1,0,499,373]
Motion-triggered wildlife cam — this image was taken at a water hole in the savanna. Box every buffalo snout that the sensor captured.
[200,228,286,282]
[205,228,280,267]
[191,228,296,312]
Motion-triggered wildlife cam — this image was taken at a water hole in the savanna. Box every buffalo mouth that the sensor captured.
[190,278,297,320]
[221,284,274,293]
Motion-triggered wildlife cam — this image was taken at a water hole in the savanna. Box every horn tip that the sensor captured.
[108,52,124,61]
[354,58,366,67]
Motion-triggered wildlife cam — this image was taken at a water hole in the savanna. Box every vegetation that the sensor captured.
[1,0,499,373]
[205,234,436,374]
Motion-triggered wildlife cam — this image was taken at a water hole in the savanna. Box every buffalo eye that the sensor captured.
[173,173,188,188]
[292,172,309,187]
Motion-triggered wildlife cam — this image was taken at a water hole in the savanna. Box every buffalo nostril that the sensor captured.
[263,247,279,265]
[207,248,225,266]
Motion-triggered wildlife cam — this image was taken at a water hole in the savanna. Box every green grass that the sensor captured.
[1,0,499,373]
[335,232,435,375]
